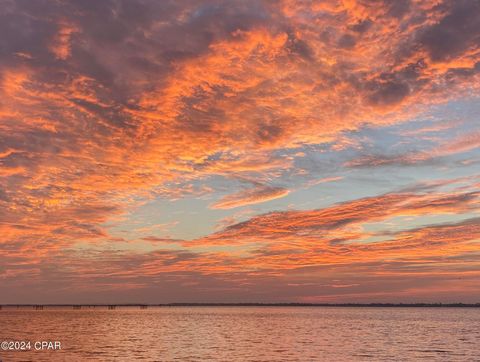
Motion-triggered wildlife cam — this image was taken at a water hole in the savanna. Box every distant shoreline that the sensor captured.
[1,303,480,308]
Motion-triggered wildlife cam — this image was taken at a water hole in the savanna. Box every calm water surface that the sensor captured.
[0,307,479,361]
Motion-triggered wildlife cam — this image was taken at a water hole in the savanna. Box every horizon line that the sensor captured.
[2,302,480,308]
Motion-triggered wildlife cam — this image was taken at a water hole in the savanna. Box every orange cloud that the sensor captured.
[3,212,478,303]
[195,188,480,246]
[49,20,78,60]
[210,185,289,209]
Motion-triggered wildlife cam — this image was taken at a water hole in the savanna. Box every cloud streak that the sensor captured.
[210,185,289,209]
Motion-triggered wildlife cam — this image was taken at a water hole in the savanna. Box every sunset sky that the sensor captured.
[1,0,479,304]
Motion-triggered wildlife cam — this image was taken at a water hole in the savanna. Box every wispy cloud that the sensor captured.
[210,185,289,209]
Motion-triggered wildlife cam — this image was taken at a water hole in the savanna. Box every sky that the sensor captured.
[1,0,479,304]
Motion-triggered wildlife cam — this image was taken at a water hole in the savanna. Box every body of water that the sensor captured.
[0,307,479,361]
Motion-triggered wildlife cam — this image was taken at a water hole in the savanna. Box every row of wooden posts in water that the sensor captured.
[0,305,150,310]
